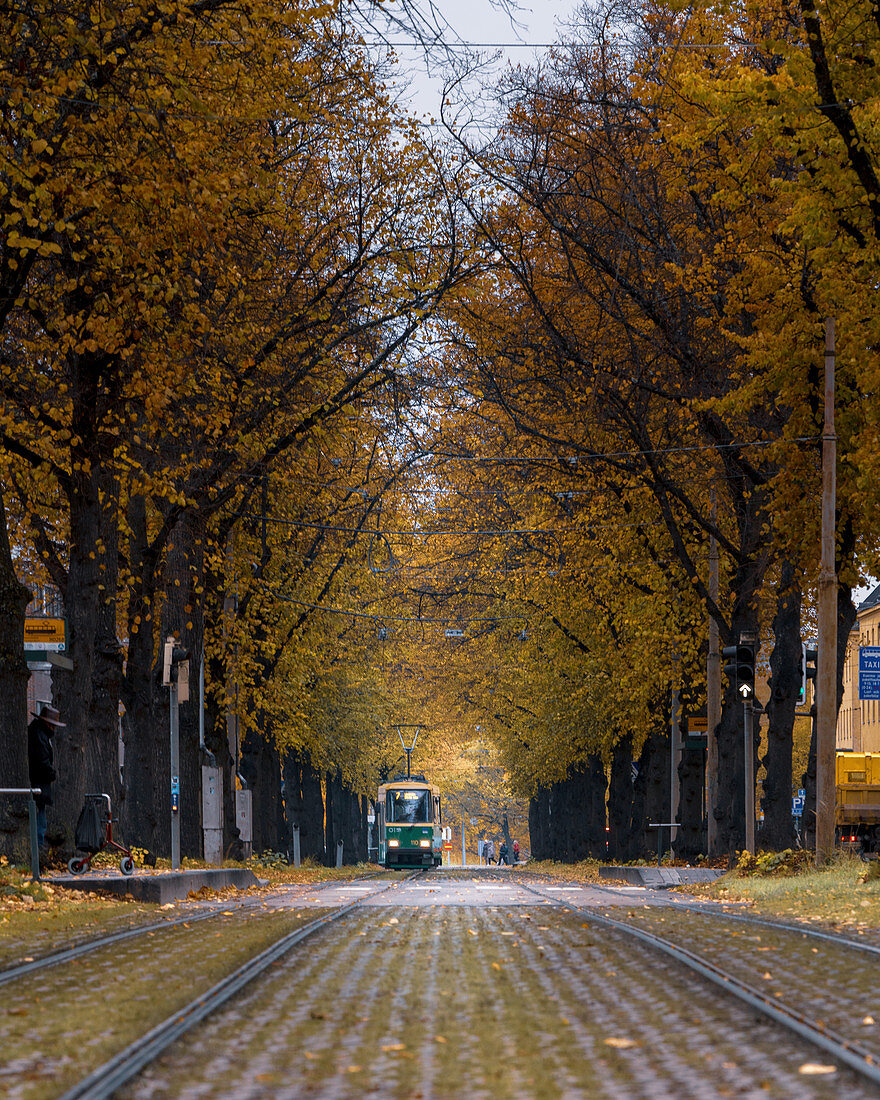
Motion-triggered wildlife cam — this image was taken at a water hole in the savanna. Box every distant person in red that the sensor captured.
[513,839,520,863]
[27,705,64,856]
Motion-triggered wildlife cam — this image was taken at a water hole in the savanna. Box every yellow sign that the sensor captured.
[24,618,66,652]
[689,716,708,732]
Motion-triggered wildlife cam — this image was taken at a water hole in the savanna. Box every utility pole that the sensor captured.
[707,498,721,854]
[816,318,838,860]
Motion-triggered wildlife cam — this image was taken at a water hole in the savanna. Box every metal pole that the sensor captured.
[170,681,180,870]
[461,820,466,867]
[670,685,681,848]
[336,839,343,869]
[816,318,838,861]
[27,798,40,881]
[292,823,301,868]
[744,700,755,854]
[707,503,721,855]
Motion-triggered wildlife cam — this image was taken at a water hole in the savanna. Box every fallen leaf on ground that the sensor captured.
[382,1043,406,1052]
[798,1064,837,1075]
[604,1037,638,1049]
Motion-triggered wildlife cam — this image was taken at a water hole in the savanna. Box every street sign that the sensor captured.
[24,618,66,652]
[792,795,804,817]
[443,843,452,850]
[738,682,752,698]
[860,647,880,700]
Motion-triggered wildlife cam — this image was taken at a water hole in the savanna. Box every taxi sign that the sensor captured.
[24,618,66,652]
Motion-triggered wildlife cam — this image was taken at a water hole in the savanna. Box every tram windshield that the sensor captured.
[387,789,432,823]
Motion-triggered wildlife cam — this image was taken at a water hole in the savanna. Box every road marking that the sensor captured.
[337,887,374,892]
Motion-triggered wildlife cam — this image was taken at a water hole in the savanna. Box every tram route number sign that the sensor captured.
[860,647,880,700]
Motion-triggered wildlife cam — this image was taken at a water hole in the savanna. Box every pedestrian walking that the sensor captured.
[513,839,520,863]
[484,838,495,865]
[27,705,64,856]
[499,841,509,866]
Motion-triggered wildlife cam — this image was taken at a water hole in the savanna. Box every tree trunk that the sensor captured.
[86,482,122,821]
[608,737,634,861]
[586,754,607,858]
[760,562,801,850]
[0,494,33,863]
[802,579,858,849]
[634,724,670,859]
[676,733,705,861]
[121,496,163,854]
[50,464,104,851]
[324,772,338,867]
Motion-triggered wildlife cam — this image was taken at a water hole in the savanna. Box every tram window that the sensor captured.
[387,790,431,823]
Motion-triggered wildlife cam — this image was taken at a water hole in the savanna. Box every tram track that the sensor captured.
[517,876,880,1089]
[0,873,395,988]
[0,898,257,989]
[56,870,423,1100]
[524,868,880,957]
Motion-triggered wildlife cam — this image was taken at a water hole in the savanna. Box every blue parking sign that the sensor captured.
[792,796,804,817]
[859,647,880,700]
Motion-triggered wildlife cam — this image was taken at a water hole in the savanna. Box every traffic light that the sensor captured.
[722,642,756,699]
[162,636,190,686]
[798,643,818,705]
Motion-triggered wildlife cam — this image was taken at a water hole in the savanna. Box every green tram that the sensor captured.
[377,774,443,868]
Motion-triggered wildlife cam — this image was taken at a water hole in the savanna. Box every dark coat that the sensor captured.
[27,717,56,809]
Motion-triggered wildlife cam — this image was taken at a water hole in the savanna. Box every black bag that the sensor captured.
[74,799,105,854]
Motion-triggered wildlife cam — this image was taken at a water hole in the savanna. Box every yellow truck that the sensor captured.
[836,752,880,850]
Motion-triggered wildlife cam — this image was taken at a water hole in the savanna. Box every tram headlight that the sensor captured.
[419,839,431,848]
[388,839,399,848]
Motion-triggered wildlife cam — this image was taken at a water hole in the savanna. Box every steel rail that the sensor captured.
[518,879,880,1088]
[0,899,245,988]
[58,871,421,1100]
[667,900,880,958]
[531,871,880,958]
[0,874,394,987]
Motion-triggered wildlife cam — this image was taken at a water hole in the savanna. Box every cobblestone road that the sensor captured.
[116,873,877,1100]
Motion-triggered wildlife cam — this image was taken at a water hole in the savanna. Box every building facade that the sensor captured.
[837,586,880,753]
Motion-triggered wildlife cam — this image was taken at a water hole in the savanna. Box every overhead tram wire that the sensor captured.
[260,590,525,623]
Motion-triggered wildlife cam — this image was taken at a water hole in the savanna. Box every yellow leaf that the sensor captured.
[604,1037,638,1049]
[798,1064,837,1075]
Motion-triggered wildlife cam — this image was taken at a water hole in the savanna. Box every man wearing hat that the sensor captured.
[27,704,64,855]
